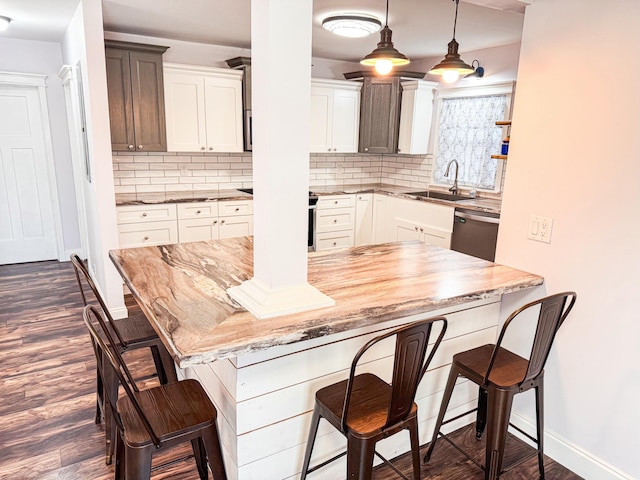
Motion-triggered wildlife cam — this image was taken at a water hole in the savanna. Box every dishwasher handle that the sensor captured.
[454,210,500,225]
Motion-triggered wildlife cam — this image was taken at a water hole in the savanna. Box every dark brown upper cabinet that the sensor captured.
[358,76,401,154]
[105,40,168,152]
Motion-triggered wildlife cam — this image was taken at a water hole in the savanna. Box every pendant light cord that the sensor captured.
[385,0,390,27]
[452,0,460,40]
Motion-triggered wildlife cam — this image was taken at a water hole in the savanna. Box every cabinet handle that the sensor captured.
[137,145,143,149]
[235,207,240,212]
[333,219,337,223]
[196,210,201,214]
[334,200,338,204]
[221,220,225,224]
[208,147,214,151]
[128,145,134,150]
[213,220,218,224]
[333,242,337,246]
[333,148,337,151]
[327,148,331,152]
[420,227,424,232]
[414,226,418,231]
[364,147,369,152]
[142,212,147,217]
[201,146,205,151]
[143,236,149,241]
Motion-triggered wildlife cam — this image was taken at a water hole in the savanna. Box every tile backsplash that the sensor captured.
[112,151,504,197]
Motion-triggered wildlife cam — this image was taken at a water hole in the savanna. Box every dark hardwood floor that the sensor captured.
[0,260,583,479]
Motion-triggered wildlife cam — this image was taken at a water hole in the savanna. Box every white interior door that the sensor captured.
[0,84,58,264]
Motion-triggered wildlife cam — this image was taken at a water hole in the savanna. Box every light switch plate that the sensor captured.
[528,215,553,243]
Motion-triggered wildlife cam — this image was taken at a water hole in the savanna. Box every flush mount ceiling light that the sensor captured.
[429,0,474,83]
[360,0,410,75]
[464,60,485,78]
[0,16,11,32]
[322,14,382,38]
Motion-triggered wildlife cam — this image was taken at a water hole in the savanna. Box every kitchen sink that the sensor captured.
[408,191,471,202]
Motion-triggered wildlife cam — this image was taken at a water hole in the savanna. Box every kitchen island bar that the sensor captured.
[110,238,543,479]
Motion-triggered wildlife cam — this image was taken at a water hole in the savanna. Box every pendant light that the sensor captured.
[0,16,11,31]
[360,0,409,75]
[429,0,474,83]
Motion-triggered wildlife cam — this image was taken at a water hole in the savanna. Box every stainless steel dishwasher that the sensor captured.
[450,208,500,262]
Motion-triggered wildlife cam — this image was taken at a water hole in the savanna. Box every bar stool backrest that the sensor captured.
[82,305,161,447]
[342,316,448,433]
[484,291,577,388]
[71,254,127,347]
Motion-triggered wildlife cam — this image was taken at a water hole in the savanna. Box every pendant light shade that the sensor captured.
[429,0,474,83]
[0,16,11,31]
[360,0,409,75]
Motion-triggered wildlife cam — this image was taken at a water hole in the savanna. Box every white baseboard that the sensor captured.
[510,411,633,480]
[61,247,83,262]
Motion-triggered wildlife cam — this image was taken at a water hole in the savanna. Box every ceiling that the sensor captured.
[0,0,525,62]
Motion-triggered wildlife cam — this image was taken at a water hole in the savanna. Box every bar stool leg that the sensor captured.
[423,365,461,463]
[408,418,422,480]
[476,387,488,439]
[483,387,514,480]
[202,425,228,480]
[346,435,375,480]
[300,406,321,479]
[191,437,208,480]
[125,444,153,480]
[535,380,545,479]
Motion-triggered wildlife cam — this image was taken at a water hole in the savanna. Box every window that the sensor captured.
[432,83,513,192]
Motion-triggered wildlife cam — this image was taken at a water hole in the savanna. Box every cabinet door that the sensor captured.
[391,218,421,242]
[118,221,178,248]
[420,226,451,249]
[372,194,388,244]
[359,77,400,154]
[129,51,167,151]
[397,81,436,155]
[331,89,360,153]
[355,194,373,246]
[219,215,253,239]
[204,76,243,152]
[164,72,207,152]
[105,48,136,151]
[310,87,332,153]
[178,218,219,242]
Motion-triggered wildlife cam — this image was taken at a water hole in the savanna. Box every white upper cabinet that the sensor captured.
[310,79,361,153]
[397,80,438,155]
[164,63,244,153]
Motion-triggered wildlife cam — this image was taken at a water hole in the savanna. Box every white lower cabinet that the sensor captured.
[384,196,454,248]
[117,199,253,247]
[116,204,178,248]
[315,194,356,251]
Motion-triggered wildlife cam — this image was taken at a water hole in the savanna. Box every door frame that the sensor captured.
[0,71,64,261]
[58,65,89,260]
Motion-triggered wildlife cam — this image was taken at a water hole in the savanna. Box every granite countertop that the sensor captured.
[110,238,542,366]
[116,184,501,214]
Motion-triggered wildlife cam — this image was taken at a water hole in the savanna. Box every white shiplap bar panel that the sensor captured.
[234,301,500,402]
[231,297,497,369]
[188,300,501,480]
[235,327,496,435]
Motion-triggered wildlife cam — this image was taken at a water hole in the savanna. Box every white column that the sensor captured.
[228,0,334,318]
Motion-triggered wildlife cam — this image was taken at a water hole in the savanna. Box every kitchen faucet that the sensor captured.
[444,159,459,194]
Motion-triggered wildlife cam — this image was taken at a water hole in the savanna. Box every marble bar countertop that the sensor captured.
[116,183,501,214]
[110,238,542,367]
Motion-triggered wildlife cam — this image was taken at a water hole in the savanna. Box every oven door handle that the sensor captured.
[454,211,500,224]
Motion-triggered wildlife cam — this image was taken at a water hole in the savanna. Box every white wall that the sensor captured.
[61,0,126,317]
[0,37,80,254]
[496,0,639,478]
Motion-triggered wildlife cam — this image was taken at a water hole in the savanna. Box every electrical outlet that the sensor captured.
[527,215,553,243]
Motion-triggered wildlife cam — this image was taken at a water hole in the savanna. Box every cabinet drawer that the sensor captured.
[177,202,218,219]
[117,204,177,224]
[219,200,253,216]
[316,231,355,251]
[317,194,355,209]
[316,207,355,233]
[118,221,178,248]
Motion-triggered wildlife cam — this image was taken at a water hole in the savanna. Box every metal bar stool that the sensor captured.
[71,254,178,464]
[424,291,577,480]
[301,315,448,480]
[83,305,227,480]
